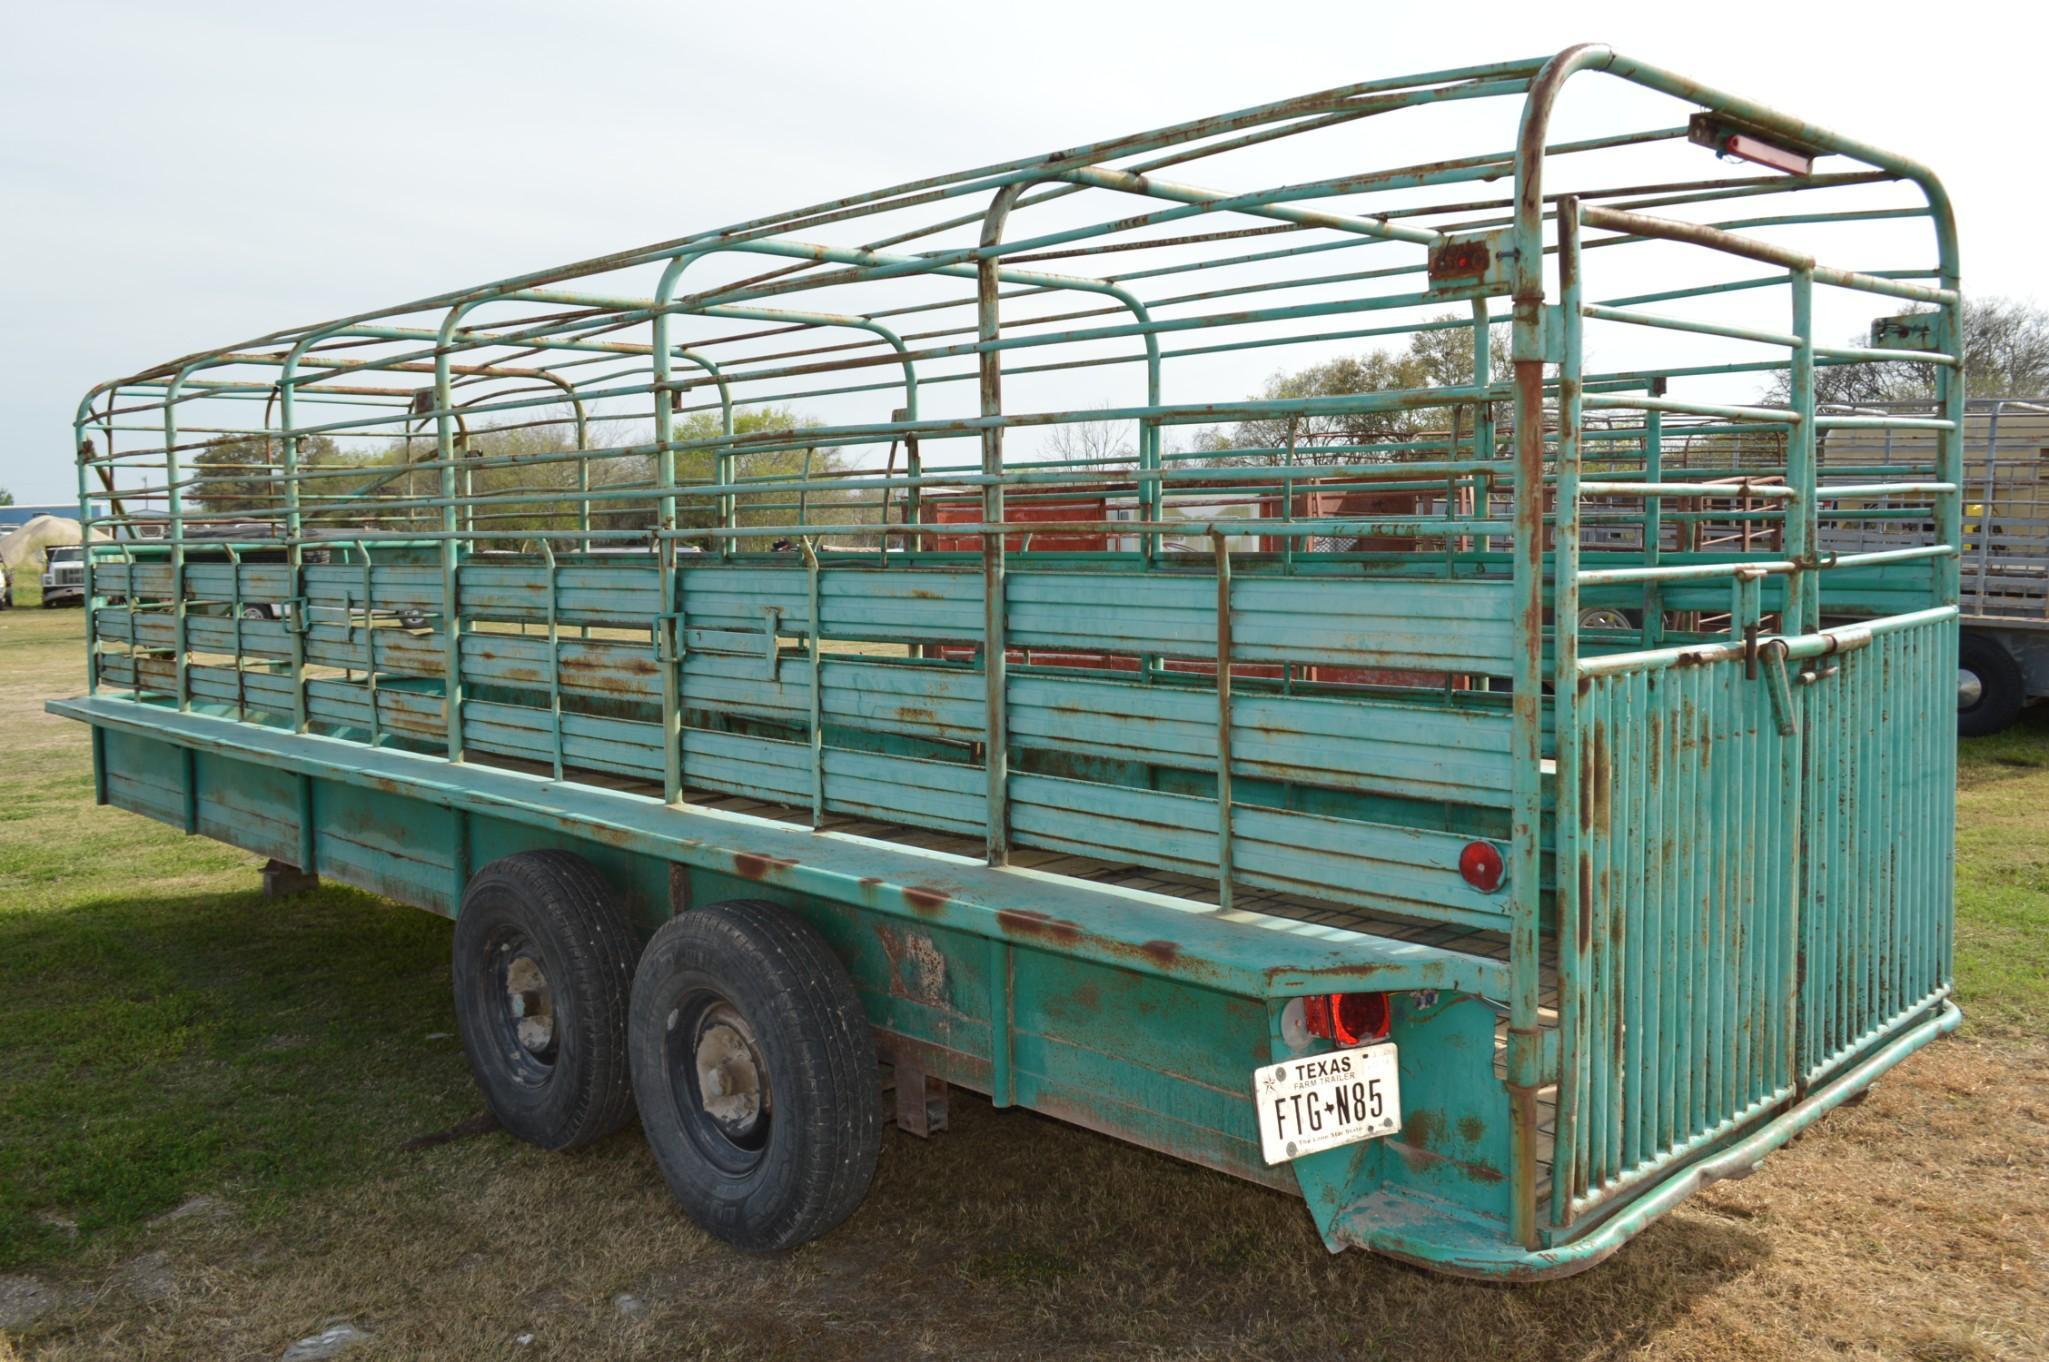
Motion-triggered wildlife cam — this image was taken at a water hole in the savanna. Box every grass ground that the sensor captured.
[0,595,2043,1361]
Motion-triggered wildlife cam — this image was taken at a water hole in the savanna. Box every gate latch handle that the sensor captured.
[1760,639,1797,737]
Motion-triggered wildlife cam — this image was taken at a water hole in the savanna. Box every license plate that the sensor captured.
[1255,1042,1401,1164]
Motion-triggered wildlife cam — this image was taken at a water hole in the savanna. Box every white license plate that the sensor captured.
[1255,1042,1401,1164]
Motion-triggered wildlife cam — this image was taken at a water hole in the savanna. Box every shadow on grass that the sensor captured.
[0,882,470,1272]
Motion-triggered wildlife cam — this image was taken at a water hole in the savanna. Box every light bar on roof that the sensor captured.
[1688,113,1818,176]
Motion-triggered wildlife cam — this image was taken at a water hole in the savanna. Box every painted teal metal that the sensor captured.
[57,45,1962,1277]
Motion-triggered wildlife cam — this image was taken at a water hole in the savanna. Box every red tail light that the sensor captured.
[1303,992,1390,1047]
[1459,840,1505,893]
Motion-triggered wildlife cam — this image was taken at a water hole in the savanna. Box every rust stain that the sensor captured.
[1387,1138,1507,1184]
[1578,859,1593,940]
[902,884,951,915]
[733,851,797,880]
[1589,722,1610,832]
[873,923,950,1008]
[1457,1115,1486,1144]
[1138,939,1180,967]
[996,907,1083,947]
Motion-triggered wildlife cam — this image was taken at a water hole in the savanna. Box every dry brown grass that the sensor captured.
[9,1035,2041,1361]
[3,607,2046,1361]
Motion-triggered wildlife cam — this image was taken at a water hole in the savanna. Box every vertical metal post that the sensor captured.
[225,545,246,723]
[898,408,923,562]
[572,401,591,557]
[279,358,310,736]
[542,541,562,780]
[802,537,824,828]
[651,298,684,804]
[1471,300,1495,464]
[1505,205,1550,1254]
[1937,312,1964,613]
[1549,198,1587,1226]
[356,542,382,750]
[1280,415,1298,576]
[977,191,1021,867]
[74,408,100,695]
[1212,531,1235,915]
[431,307,469,762]
[1788,269,1818,633]
[119,544,140,702]
[1642,408,1664,646]
[163,371,189,714]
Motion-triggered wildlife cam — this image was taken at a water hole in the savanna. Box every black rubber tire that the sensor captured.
[452,851,640,1150]
[628,899,881,1252]
[1958,632,2024,738]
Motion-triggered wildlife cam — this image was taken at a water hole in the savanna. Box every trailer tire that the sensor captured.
[452,851,640,1150]
[1957,632,2023,737]
[628,898,881,1253]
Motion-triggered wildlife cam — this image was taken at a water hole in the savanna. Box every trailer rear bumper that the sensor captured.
[1332,996,1962,1279]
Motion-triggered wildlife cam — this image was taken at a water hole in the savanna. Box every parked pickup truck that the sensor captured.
[41,544,84,607]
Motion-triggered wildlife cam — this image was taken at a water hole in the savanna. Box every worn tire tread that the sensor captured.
[629,899,881,1252]
[453,850,639,1150]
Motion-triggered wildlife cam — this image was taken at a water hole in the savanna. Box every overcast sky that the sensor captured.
[1,0,2036,505]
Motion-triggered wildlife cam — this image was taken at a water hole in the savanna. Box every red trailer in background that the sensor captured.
[921,479,1463,691]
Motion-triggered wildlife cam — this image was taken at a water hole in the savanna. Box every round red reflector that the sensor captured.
[1459,840,1505,893]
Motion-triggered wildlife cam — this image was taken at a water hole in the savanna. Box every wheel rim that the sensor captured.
[487,930,558,1081]
[1957,666,1984,711]
[666,992,773,1174]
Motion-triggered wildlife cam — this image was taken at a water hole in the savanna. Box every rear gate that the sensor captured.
[1557,611,1954,1226]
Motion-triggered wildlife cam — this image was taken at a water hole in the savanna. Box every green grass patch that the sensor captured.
[1955,702,2049,1035]
[0,607,474,1271]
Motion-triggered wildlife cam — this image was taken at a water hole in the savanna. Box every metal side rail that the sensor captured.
[51,693,1504,1002]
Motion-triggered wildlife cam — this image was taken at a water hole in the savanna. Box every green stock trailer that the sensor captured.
[57,44,1963,1278]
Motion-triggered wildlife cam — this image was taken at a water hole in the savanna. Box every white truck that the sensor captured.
[41,544,85,608]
